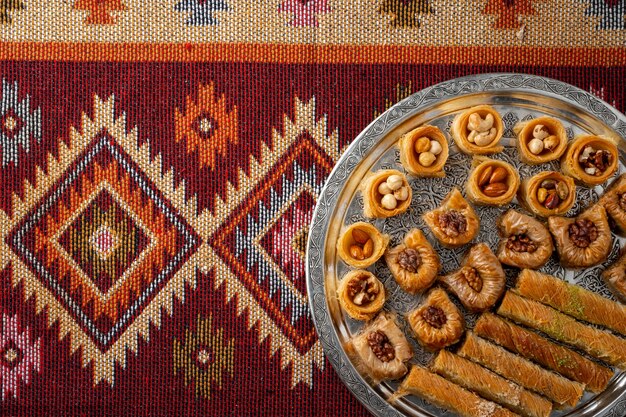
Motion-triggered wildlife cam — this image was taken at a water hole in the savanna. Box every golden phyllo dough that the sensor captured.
[439,243,506,312]
[423,187,480,248]
[474,312,613,393]
[345,312,413,383]
[337,222,389,268]
[361,169,412,218]
[337,270,385,321]
[513,116,568,164]
[598,173,626,234]
[496,209,553,269]
[407,288,464,351]
[466,157,520,206]
[548,203,612,268]
[399,125,449,177]
[431,350,552,417]
[392,365,520,417]
[602,250,626,303]
[516,269,626,337]
[518,171,576,218]
[561,135,618,186]
[458,332,585,409]
[384,228,439,294]
[451,105,504,155]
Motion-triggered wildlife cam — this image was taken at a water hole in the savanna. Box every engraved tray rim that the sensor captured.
[305,73,626,417]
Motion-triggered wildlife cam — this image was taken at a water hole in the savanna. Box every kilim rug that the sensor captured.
[0,1,625,416]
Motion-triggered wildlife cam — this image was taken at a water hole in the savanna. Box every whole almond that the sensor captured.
[350,245,365,260]
[489,167,508,184]
[477,166,493,187]
[482,182,508,197]
[362,239,374,258]
[351,228,370,244]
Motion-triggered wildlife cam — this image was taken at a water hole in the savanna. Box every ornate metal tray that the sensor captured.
[306,73,626,417]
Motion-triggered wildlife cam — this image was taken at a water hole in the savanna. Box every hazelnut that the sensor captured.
[528,138,544,155]
[378,182,392,195]
[533,124,549,140]
[381,194,398,210]
[386,175,403,191]
[429,140,443,155]
[543,135,559,151]
[418,151,437,167]
[414,137,431,154]
[394,186,409,201]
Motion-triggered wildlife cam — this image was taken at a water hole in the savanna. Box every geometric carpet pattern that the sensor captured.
[1,0,626,415]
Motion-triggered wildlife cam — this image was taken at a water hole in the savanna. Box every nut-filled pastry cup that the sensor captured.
[561,135,618,186]
[450,105,504,155]
[422,187,480,248]
[406,288,464,351]
[438,243,506,312]
[497,209,553,269]
[398,125,449,178]
[465,157,520,206]
[548,203,612,268]
[518,171,575,217]
[602,250,626,303]
[384,229,439,294]
[344,312,413,383]
[361,169,412,218]
[513,116,568,164]
[598,173,626,234]
[337,222,389,269]
[337,270,385,321]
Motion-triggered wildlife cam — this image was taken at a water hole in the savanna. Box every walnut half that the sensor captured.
[366,330,395,363]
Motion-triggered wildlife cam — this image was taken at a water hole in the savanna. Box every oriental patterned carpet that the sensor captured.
[0,1,625,416]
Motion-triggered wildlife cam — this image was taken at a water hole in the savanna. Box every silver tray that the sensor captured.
[306,73,626,417]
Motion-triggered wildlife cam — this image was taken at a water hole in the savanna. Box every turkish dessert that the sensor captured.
[399,125,449,177]
[518,171,575,217]
[423,187,480,248]
[451,105,504,155]
[438,243,506,312]
[337,270,385,321]
[496,210,553,269]
[548,203,612,268]
[392,365,520,417]
[361,169,412,218]
[498,291,626,368]
[465,157,520,206]
[344,312,413,383]
[602,250,626,302]
[431,349,553,417]
[458,332,585,408]
[598,173,626,234]
[561,135,618,186]
[513,116,568,164]
[384,228,440,294]
[474,312,613,393]
[337,222,389,268]
[407,288,464,350]
[515,269,626,336]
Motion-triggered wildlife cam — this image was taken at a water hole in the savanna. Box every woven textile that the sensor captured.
[0,1,625,416]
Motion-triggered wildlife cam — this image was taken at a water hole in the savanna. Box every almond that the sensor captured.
[351,228,370,245]
[362,239,374,258]
[477,166,493,187]
[482,182,508,197]
[489,167,508,184]
[350,245,365,260]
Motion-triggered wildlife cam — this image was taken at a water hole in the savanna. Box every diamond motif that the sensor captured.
[3,95,205,384]
[0,79,41,166]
